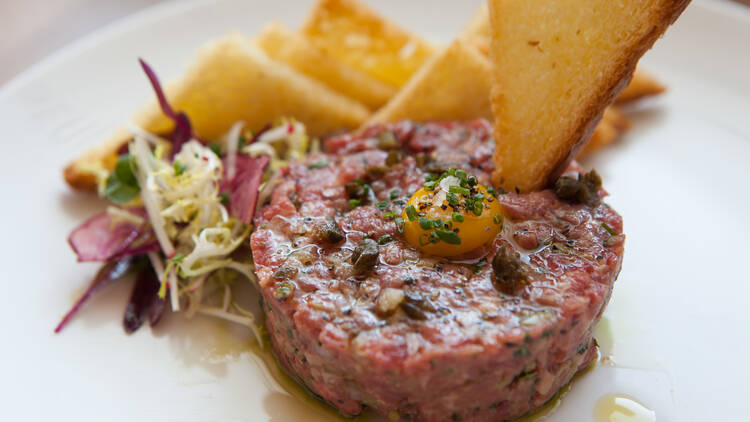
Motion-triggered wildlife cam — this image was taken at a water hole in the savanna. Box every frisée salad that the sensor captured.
[56,60,312,341]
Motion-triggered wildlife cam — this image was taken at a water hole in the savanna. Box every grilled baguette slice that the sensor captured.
[488,0,689,192]
[64,34,370,191]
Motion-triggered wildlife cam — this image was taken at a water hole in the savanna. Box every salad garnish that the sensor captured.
[56,59,311,342]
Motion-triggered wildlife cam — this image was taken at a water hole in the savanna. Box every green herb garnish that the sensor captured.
[389,189,400,200]
[449,186,470,196]
[452,212,464,222]
[378,235,393,245]
[307,160,328,169]
[395,217,405,233]
[601,223,618,236]
[376,200,389,210]
[405,205,418,221]
[434,229,461,245]
[209,142,222,157]
[348,199,361,208]
[418,217,434,230]
[173,160,186,176]
[103,154,140,204]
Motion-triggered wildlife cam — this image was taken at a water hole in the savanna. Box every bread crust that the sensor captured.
[488,0,690,192]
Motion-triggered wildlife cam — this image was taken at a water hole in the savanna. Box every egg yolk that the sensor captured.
[402,173,504,257]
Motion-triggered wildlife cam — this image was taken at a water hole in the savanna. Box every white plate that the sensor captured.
[1,1,748,421]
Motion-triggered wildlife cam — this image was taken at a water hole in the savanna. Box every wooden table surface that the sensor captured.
[1,0,748,86]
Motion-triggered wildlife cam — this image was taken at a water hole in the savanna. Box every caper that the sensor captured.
[351,238,379,274]
[345,182,364,198]
[552,170,602,206]
[366,165,388,180]
[272,266,298,280]
[401,301,428,320]
[385,150,403,166]
[415,153,431,167]
[314,219,345,244]
[376,131,399,150]
[492,244,526,294]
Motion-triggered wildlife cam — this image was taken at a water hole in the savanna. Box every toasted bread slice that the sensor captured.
[616,68,667,103]
[459,3,492,56]
[64,34,369,191]
[368,40,493,124]
[63,128,131,191]
[460,4,668,106]
[578,107,632,157]
[256,22,396,109]
[487,0,689,192]
[301,0,435,87]
[369,38,630,159]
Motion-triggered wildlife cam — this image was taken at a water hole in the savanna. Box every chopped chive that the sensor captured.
[449,186,470,196]
[452,212,464,222]
[307,160,328,169]
[474,194,485,201]
[467,176,478,186]
[389,189,400,200]
[473,202,483,216]
[429,231,440,243]
[395,217,405,233]
[348,199,361,208]
[601,223,618,235]
[378,235,393,245]
[392,199,406,206]
[487,187,497,197]
[435,229,461,245]
[418,217,434,230]
[382,212,396,220]
[493,214,503,225]
[432,218,443,229]
[446,192,459,206]
[455,169,467,182]
[173,160,186,176]
[425,173,438,182]
[424,181,438,190]
[405,205,418,221]
[376,200,389,210]
[219,192,230,205]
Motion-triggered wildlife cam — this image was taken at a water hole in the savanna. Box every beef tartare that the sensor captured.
[250,119,624,422]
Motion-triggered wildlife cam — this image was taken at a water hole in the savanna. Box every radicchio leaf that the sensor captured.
[220,154,270,225]
[68,209,158,262]
[54,257,145,333]
[138,58,197,155]
[123,263,165,334]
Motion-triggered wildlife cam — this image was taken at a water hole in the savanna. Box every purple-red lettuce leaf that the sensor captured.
[68,209,158,262]
[123,263,165,334]
[138,58,198,155]
[221,154,270,225]
[55,256,146,333]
